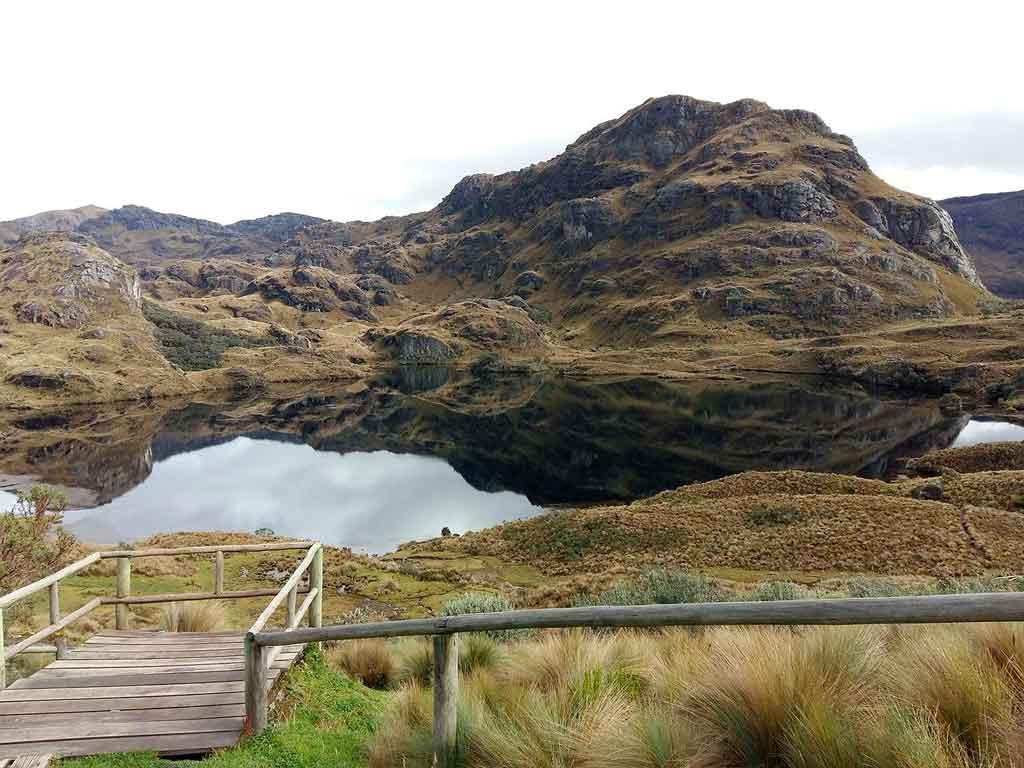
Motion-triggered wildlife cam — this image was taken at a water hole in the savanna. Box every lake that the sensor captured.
[1,370,1020,552]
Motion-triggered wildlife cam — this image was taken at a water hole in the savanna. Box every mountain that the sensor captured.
[0,205,107,245]
[2,94,1022,409]
[941,190,1024,298]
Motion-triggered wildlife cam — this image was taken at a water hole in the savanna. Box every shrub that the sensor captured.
[750,581,803,602]
[578,570,732,608]
[143,300,274,371]
[395,639,434,686]
[459,634,506,676]
[0,485,76,596]
[326,639,396,689]
[442,592,528,642]
[161,600,226,632]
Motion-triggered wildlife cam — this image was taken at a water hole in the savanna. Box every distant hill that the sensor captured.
[941,190,1024,298]
[0,205,107,244]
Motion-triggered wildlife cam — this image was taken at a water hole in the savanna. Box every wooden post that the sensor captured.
[432,634,459,768]
[0,608,6,692]
[116,557,131,630]
[215,551,225,596]
[286,585,297,628]
[55,636,68,660]
[244,632,268,735]
[49,581,61,625]
[309,545,323,629]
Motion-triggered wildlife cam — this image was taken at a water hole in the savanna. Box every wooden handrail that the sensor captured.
[98,541,315,559]
[244,543,323,734]
[251,590,1024,768]
[0,539,323,695]
[248,544,321,635]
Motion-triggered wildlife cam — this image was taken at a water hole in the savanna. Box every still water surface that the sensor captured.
[1,372,1020,552]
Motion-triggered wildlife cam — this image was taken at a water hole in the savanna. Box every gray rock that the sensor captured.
[384,330,457,363]
[911,479,945,501]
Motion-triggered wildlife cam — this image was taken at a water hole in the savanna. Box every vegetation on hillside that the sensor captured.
[143,300,275,370]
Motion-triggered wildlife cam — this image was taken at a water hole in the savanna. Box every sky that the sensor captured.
[2,1,1023,224]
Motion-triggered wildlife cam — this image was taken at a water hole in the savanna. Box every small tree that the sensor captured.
[0,485,77,596]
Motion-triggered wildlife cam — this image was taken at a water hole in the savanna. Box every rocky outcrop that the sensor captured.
[874,199,980,285]
[2,232,141,329]
[244,267,376,320]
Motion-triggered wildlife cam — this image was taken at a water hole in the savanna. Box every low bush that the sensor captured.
[327,639,396,690]
[442,592,529,642]
[143,300,274,371]
[577,569,732,608]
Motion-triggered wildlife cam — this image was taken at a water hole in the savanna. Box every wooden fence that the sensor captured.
[251,591,1024,768]
[0,541,322,693]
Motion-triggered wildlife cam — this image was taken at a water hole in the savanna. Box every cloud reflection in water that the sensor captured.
[63,437,542,552]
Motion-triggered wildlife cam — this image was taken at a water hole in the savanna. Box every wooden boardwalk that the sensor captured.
[0,630,304,760]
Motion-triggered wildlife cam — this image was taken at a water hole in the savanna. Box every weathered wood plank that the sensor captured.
[0,731,239,758]
[0,693,243,716]
[80,642,243,652]
[83,635,245,646]
[4,599,103,660]
[14,668,286,689]
[0,704,243,727]
[43,659,295,675]
[48,655,297,671]
[0,717,243,745]
[0,681,244,702]
[66,649,243,660]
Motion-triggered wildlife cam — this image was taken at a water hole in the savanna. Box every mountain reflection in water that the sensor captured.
[1,370,1020,550]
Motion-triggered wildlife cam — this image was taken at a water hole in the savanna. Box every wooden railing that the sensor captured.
[0,541,322,694]
[252,591,1024,768]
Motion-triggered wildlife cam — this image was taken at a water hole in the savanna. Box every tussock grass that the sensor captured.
[364,622,1024,768]
[160,600,226,632]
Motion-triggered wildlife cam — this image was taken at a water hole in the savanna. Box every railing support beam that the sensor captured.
[310,546,323,630]
[432,634,459,768]
[244,632,268,736]
[116,557,131,630]
[215,550,225,595]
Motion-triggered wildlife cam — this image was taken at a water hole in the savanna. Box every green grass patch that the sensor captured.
[58,647,386,768]
[143,300,275,371]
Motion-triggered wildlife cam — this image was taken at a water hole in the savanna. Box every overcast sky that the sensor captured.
[2,1,1022,224]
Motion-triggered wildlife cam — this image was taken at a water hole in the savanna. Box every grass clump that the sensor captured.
[747,504,803,526]
[143,300,274,370]
[326,639,396,690]
[160,600,226,632]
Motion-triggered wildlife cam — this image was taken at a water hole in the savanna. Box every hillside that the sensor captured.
[0,204,107,244]
[941,189,1024,298]
[3,94,1024,407]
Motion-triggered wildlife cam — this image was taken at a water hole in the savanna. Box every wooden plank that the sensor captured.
[98,541,313,558]
[255,591,1024,646]
[44,658,295,674]
[93,630,242,638]
[0,730,239,758]
[84,634,244,645]
[0,693,243,716]
[48,655,297,671]
[0,717,243,745]
[13,667,286,689]
[67,649,243,660]
[0,704,243,727]
[0,681,244,702]
[81,642,243,652]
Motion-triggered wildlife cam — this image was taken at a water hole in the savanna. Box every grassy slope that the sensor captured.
[58,647,385,768]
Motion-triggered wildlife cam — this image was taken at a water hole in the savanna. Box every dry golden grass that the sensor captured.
[363,623,1024,768]
[160,600,226,632]
[908,442,1024,475]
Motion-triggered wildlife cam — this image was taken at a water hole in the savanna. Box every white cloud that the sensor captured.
[1,0,1022,222]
